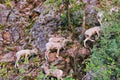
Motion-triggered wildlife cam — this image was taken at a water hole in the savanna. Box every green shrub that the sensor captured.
[85,10,120,80]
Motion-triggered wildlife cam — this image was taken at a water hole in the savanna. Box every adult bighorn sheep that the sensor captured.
[45,37,71,59]
[84,12,103,47]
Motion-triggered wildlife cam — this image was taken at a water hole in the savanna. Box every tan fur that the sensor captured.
[45,37,71,59]
[84,27,101,47]
[45,39,67,59]
[49,37,65,43]
[84,12,103,47]
[41,63,63,80]
[15,48,38,68]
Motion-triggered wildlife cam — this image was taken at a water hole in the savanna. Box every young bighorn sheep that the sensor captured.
[110,6,119,15]
[84,12,103,47]
[45,38,71,59]
[41,63,63,80]
[15,48,38,68]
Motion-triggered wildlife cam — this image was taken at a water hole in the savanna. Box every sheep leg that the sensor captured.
[56,48,60,58]
[63,46,65,50]
[45,52,48,60]
[15,56,20,68]
[25,54,29,64]
[96,31,100,40]
[84,38,89,48]
[89,38,95,42]
[84,37,95,48]
[15,60,19,68]
[45,50,49,60]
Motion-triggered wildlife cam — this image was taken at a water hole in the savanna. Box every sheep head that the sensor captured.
[31,48,38,54]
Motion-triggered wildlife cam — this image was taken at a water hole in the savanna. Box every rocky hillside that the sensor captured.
[0,0,120,80]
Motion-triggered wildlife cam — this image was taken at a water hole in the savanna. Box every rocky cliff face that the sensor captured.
[0,0,103,79]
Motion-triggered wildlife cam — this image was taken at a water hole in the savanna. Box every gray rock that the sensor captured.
[10,27,20,42]
[33,5,44,14]
[0,52,15,62]
[84,1,99,27]
[0,10,10,25]
[31,4,61,53]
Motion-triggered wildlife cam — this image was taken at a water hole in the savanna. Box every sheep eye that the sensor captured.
[97,16,100,19]
[86,35,89,37]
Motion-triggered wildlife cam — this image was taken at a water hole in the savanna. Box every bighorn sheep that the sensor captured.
[84,12,103,47]
[41,63,63,80]
[45,37,71,59]
[110,6,119,15]
[15,48,38,68]
[49,37,65,43]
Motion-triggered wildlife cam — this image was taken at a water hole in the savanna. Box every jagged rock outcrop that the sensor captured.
[31,4,61,52]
